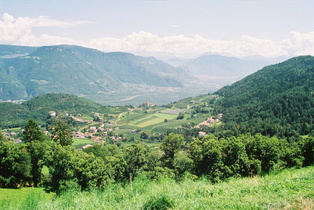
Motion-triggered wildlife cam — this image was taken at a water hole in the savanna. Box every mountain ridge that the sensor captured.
[0,44,195,100]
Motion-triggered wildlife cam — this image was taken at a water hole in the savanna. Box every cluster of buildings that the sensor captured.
[2,123,123,145]
[195,113,223,129]
[72,125,122,143]
[1,131,22,143]
[196,113,223,137]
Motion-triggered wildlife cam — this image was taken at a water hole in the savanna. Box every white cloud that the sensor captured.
[2,13,314,58]
[89,32,290,58]
[283,31,314,56]
[0,13,86,45]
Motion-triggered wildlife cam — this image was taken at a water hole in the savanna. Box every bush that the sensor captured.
[142,194,174,210]
[176,113,184,120]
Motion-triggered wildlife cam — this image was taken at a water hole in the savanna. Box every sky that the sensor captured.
[1,0,314,59]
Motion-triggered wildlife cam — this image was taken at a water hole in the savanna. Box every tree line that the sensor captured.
[1,119,313,194]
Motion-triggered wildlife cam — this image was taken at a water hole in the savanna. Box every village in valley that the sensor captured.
[2,95,223,149]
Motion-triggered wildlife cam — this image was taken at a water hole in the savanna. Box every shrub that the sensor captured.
[142,194,174,210]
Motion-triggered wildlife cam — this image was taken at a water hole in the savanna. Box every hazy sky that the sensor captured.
[1,0,314,58]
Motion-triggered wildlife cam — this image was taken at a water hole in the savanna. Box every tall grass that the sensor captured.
[0,188,53,210]
[1,167,313,209]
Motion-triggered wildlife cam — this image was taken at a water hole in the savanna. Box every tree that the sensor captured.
[27,141,49,186]
[23,119,44,143]
[51,120,73,146]
[140,131,149,139]
[176,112,185,120]
[44,143,77,193]
[160,133,184,168]
[188,135,224,181]
[220,136,251,177]
[244,134,281,172]
[146,148,163,171]
[173,151,194,176]
[44,143,114,193]
[0,142,31,187]
[22,119,49,186]
[299,136,314,166]
[73,152,113,191]
[104,153,125,181]
[122,143,148,181]
[83,144,120,161]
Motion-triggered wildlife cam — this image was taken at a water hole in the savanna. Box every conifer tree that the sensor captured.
[23,119,43,143]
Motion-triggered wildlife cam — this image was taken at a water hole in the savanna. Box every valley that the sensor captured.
[0,44,280,105]
[0,47,313,210]
[2,93,218,149]
[1,1,314,209]
[85,85,214,106]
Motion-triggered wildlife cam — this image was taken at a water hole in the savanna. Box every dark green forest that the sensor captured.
[212,56,314,139]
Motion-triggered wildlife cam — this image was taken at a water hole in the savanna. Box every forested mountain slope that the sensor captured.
[0,45,195,100]
[0,93,103,128]
[214,56,314,138]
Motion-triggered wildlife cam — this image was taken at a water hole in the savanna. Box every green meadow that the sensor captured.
[72,138,95,147]
[115,108,187,130]
[0,167,313,209]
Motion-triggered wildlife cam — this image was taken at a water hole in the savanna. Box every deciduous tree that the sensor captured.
[0,142,31,187]
[51,120,73,146]
[160,133,184,168]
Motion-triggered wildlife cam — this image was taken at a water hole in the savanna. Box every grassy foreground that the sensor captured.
[1,167,313,209]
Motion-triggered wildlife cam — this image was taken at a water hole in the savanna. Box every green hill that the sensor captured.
[0,93,103,128]
[0,45,195,100]
[214,56,314,138]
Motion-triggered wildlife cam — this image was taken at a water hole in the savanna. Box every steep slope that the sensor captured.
[0,45,195,100]
[0,93,104,128]
[0,45,39,99]
[214,56,314,138]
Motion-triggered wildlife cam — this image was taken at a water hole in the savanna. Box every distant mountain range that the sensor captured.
[0,44,291,105]
[180,54,287,86]
[0,44,195,100]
